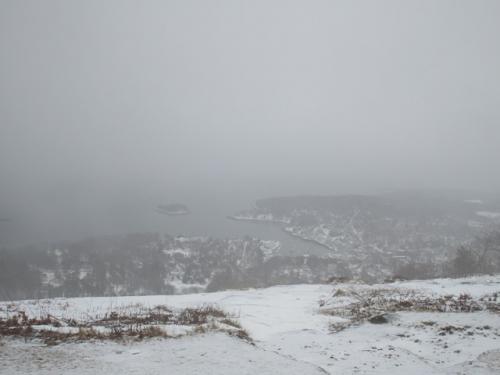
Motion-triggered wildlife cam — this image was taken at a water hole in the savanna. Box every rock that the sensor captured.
[368,314,389,324]
[333,289,347,297]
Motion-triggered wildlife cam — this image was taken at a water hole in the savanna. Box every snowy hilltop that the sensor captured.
[1,274,500,374]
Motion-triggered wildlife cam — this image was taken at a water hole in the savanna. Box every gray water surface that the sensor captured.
[3,192,329,256]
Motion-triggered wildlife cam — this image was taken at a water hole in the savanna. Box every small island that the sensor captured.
[156,203,190,216]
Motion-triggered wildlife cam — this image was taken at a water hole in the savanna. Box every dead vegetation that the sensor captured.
[322,287,500,332]
[176,306,226,325]
[0,304,251,345]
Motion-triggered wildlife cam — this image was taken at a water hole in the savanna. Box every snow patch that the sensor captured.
[476,211,500,219]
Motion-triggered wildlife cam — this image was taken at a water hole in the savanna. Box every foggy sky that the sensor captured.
[1,0,500,235]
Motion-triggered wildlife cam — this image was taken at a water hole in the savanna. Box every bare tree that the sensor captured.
[452,230,500,276]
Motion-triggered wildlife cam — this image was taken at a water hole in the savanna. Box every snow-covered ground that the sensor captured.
[0,334,325,375]
[2,276,500,374]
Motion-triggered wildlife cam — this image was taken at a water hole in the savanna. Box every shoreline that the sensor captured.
[228,215,333,252]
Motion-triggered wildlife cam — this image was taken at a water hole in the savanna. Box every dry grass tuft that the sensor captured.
[0,304,251,345]
[323,288,498,332]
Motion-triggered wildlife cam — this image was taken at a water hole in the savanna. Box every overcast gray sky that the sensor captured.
[1,0,500,223]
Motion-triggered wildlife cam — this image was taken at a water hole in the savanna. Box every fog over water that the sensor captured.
[1,1,500,244]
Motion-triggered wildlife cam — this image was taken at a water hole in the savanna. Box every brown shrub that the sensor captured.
[0,304,249,344]
[176,305,227,325]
